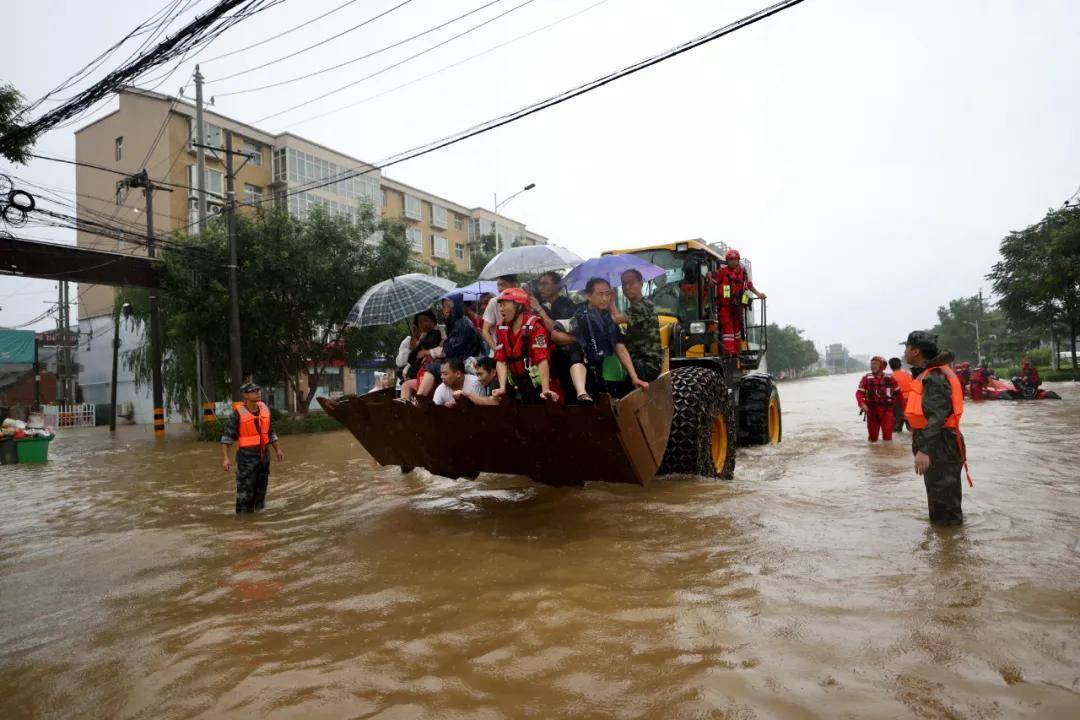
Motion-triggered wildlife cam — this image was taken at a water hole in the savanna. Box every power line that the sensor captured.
[27,153,191,191]
[169,0,806,236]
[199,0,364,63]
[1,0,279,155]
[206,0,414,83]
[214,0,506,96]
[24,0,194,112]
[286,0,613,129]
[249,0,537,121]
[260,0,810,208]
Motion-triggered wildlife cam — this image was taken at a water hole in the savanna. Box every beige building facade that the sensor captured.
[72,88,547,416]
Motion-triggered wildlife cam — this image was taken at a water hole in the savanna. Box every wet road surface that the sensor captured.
[1,374,1078,718]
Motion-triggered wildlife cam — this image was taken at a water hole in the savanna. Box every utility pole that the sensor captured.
[109,306,122,434]
[194,66,209,425]
[224,130,244,400]
[118,169,172,438]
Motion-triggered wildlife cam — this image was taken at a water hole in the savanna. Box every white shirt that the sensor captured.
[483,299,501,328]
[395,335,413,368]
[433,374,482,406]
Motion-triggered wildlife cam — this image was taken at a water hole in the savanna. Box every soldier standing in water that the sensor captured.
[221,382,285,514]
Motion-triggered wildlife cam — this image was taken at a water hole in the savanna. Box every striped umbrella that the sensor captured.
[347,273,457,328]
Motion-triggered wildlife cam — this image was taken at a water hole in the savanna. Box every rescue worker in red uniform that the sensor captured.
[492,288,559,404]
[968,360,988,400]
[888,357,912,434]
[856,356,899,441]
[1015,357,1042,397]
[221,382,285,514]
[710,249,765,356]
[903,331,970,526]
[955,361,971,396]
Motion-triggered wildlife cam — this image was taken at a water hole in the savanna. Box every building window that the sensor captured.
[453,214,465,231]
[242,140,262,166]
[189,119,223,149]
[115,136,123,161]
[432,235,449,259]
[431,204,448,229]
[404,194,421,220]
[188,198,224,233]
[406,227,423,252]
[454,243,464,260]
[244,184,262,205]
[188,165,224,198]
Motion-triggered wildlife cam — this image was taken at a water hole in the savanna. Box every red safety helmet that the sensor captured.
[725,248,741,261]
[496,287,529,307]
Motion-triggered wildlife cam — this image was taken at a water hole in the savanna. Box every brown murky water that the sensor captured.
[2,374,1078,719]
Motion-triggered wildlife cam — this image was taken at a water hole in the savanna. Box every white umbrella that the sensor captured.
[478,244,584,280]
[347,273,457,328]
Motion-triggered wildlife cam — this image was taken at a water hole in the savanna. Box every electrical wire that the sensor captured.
[199,0,364,63]
[286,0,613,128]
[254,0,810,210]
[249,0,537,121]
[24,0,192,112]
[214,0,505,96]
[2,0,280,155]
[207,0,414,83]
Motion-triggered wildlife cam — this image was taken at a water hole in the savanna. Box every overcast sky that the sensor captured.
[2,0,1079,357]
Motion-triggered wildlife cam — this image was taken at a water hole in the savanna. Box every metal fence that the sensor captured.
[42,403,96,429]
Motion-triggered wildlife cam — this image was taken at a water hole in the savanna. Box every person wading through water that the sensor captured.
[221,382,285,514]
[889,357,913,434]
[856,356,900,442]
[902,331,972,526]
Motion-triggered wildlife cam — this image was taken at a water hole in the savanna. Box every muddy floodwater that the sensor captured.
[2,374,1078,719]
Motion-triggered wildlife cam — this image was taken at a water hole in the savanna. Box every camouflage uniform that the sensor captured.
[221,408,278,514]
[910,358,964,526]
[623,296,663,382]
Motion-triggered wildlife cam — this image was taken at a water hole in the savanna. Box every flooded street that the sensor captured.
[2,373,1078,719]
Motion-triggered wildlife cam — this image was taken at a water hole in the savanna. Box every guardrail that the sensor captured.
[42,403,96,429]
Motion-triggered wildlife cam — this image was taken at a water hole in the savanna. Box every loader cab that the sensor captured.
[606,240,767,373]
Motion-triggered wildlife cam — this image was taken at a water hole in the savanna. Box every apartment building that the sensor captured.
[72,88,547,418]
[381,177,472,273]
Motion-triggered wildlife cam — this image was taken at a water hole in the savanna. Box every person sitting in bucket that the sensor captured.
[492,288,559,404]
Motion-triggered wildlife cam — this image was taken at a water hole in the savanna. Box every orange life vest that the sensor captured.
[905,366,972,486]
[892,368,912,396]
[905,366,963,429]
[236,401,271,450]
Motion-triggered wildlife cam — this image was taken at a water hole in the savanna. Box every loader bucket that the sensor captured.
[317,373,673,486]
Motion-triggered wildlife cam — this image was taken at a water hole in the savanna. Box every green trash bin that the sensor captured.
[15,435,53,463]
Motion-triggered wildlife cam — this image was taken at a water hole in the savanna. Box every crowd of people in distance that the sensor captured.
[391,270,663,408]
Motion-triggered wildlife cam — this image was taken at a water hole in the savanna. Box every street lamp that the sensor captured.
[493,183,536,252]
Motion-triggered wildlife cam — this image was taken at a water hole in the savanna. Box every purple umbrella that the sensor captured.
[562,255,666,292]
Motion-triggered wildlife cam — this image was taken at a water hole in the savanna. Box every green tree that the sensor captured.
[929,295,1009,364]
[988,206,1080,370]
[119,206,412,420]
[765,324,819,376]
[0,84,32,164]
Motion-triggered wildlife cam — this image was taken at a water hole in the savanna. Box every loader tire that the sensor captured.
[659,366,737,479]
[738,373,782,446]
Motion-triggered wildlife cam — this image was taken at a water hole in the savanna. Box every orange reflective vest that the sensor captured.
[236,401,271,450]
[905,366,963,429]
[905,366,972,486]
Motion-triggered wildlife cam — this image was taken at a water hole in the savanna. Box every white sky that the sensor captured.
[2,0,1079,357]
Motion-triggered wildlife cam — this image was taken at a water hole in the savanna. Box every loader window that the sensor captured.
[629,249,707,325]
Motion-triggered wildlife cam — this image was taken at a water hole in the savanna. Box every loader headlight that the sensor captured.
[689,322,706,334]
